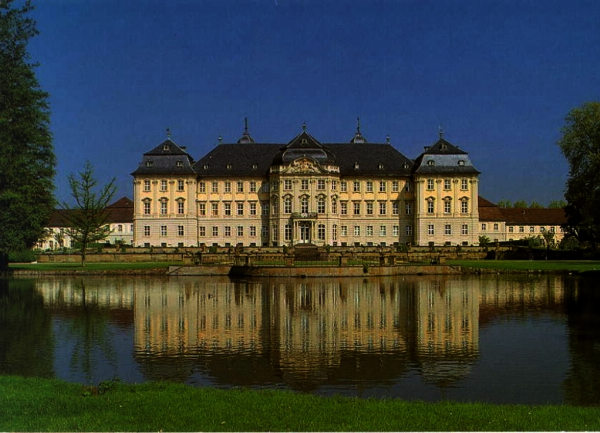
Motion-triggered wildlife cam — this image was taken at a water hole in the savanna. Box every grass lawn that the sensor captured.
[449,259,600,272]
[8,262,182,271]
[2,376,599,432]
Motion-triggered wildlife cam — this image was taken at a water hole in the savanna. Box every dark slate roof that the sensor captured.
[500,208,566,226]
[413,137,480,175]
[194,143,283,177]
[326,143,413,176]
[277,131,336,165]
[105,196,134,223]
[131,139,195,176]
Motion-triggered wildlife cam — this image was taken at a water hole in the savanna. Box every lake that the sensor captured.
[1,274,599,405]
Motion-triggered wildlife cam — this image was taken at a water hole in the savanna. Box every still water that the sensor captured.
[1,274,600,405]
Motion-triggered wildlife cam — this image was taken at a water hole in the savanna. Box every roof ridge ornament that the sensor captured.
[302,122,307,132]
[166,127,171,139]
[439,125,445,139]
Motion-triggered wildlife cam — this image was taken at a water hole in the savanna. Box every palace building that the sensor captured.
[131,121,485,248]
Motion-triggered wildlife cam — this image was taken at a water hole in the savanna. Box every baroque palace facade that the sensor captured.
[131,122,482,248]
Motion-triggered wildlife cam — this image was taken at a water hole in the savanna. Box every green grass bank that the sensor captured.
[449,259,600,272]
[1,376,599,431]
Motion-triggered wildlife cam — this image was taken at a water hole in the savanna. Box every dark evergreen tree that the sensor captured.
[557,102,600,249]
[0,0,56,270]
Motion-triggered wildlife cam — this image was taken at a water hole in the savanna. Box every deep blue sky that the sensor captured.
[28,0,600,205]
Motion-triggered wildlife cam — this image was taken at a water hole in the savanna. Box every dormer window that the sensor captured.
[176,160,183,167]
[301,138,308,144]
[427,160,435,166]
[252,164,258,169]
[146,160,154,167]
[354,162,359,169]
[378,163,384,170]
[203,164,209,170]
[458,160,465,166]
[227,163,232,170]
[163,144,170,151]
[403,162,409,169]
[441,143,448,151]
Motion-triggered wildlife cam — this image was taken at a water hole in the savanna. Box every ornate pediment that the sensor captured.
[286,158,323,174]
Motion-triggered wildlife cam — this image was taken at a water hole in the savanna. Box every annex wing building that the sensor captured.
[131,122,484,248]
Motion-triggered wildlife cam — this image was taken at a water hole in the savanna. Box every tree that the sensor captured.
[557,102,600,249]
[497,199,513,208]
[548,199,567,209]
[63,161,116,266]
[513,200,528,209]
[0,1,56,270]
[529,201,543,209]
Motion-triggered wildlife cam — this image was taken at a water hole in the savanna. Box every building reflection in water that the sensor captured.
[33,274,571,398]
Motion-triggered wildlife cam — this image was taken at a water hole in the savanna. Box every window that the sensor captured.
[211,203,218,216]
[494,223,499,231]
[392,202,399,215]
[211,182,218,193]
[380,225,387,236]
[482,223,487,231]
[404,181,411,192]
[331,180,337,190]
[427,179,434,190]
[144,180,151,192]
[405,202,412,215]
[224,182,231,193]
[353,202,360,215]
[354,226,361,236]
[272,224,278,241]
[444,179,451,190]
[272,180,279,191]
[301,179,308,190]
[332,224,338,240]
[331,200,337,214]
[160,201,168,215]
[199,182,206,193]
[366,225,373,236]
[444,200,451,214]
[462,224,469,235]
[404,225,411,236]
[341,226,348,236]
[262,226,268,237]
[143,201,151,215]
[461,200,468,214]
[161,180,168,191]
[144,226,150,236]
[224,202,231,216]
[272,201,279,215]
[428,224,435,235]
[379,181,386,192]
[250,202,257,215]
[529,226,535,233]
[366,202,373,215]
[550,226,556,233]
[392,181,399,192]
[178,225,184,236]
[379,202,386,215]
[509,226,514,233]
[178,180,185,191]
[250,226,256,237]
[284,197,292,214]
[284,179,292,190]
[224,226,231,237]
[284,224,292,241]
[461,179,468,190]
[366,181,373,192]
[177,201,185,214]
[317,197,325,214]
[237,181,244,192]
[341,181,347,192]
[353,181,360,192]
[317,179,325,190]
[341,202,348,215]
[237,226,243,237]
[161,225,167,236]
[301,197,309,213]
[250,181,257,192]
[519,226,525,233]
[262,203,269,215]
[199,226,205,237]
[237,202,244,216]
[212,226,219,237]
[427,200,434,214]
[318,224,325,240]
[445,224,452,235]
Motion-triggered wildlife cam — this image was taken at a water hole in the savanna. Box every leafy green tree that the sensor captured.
[496,200,513,208]
[62,161,116,266]
[548,199,567,209]
[478,235,491,247]
[513,200,528,209]
[557,102,600,249]
[529,201,543,209]
[0,1,56,270]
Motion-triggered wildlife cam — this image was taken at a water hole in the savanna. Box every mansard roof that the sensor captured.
[327,142,413,176]
[413,137,480,175]
[275,130,336,165]
[131,138,196,176]
[194,143,282,177]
